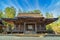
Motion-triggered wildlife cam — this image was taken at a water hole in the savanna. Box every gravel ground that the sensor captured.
[0,36,60,40]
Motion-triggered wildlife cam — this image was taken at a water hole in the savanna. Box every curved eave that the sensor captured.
[45,18,58,25]
[1,18,17,22]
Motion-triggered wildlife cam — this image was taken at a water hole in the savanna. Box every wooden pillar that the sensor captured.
[13,22,16,30]
[35,22,37,33]
[44,24,46,32]
[19,25,20,31]
[18,25,20,33]
[12,24,16,33]
[41,24,46,32]
[24,22,26,33]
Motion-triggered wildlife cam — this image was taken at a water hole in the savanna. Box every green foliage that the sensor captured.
[27,11,33,13]
[4,7,16,18]
[46,12,53,18]
[2,6,16,31]
[3,21,14,30]
[0,11,3,18]
[3,21,8,26]
[33,10,41,13]
[33,10,43,16]
[27,10,41,13]
[46,25,53,33]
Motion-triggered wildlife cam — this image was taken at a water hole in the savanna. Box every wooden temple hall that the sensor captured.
[1,13,58,34]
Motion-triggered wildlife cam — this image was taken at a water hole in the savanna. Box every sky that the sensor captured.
[0,0,60,17]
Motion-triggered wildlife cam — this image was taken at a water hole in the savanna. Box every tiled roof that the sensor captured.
[17,13,43,17]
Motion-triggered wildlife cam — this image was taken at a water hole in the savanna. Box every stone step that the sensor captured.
[24,31,36,34]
